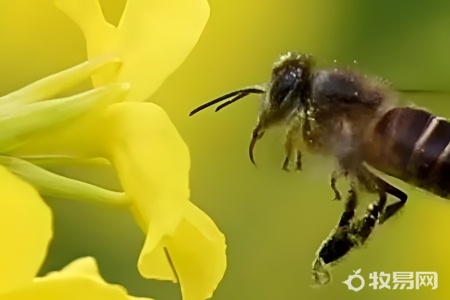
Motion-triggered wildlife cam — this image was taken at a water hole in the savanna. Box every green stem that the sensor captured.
[0,155,129,207]
[18,155,110,167]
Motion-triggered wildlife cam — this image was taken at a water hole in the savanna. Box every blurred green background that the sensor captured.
[1,0,450,299]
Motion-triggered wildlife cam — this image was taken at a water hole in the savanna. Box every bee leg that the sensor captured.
[329,168,349,201]
[353,189,387,244]
[312,186,388,285]
[281,156,290,171]
[282,129,294,172]
[282,151,302,172]
[295,151,302,171]
[283,120,302,172]
[330,171,342,201]
[376,177,407,224]
[357,166,408,224]
[312,184,357,285]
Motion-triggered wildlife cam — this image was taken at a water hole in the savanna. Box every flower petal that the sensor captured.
[97,102,227,298]
[56,0,210,102]
[139,202,227,300]
[0,166,52,295]
[98,101,190,252]
[1,257,153,300]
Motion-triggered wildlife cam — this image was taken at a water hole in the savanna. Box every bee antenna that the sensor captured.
[189,87,265,116]
[215,92,252,112]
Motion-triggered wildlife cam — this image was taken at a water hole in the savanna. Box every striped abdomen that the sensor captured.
[365,107,450,198]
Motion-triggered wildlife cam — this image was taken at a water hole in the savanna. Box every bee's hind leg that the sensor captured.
[312,181,388,285]
[312,183,358,285]
[357,166,408,224]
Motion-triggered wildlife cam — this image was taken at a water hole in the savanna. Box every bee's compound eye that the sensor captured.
[269,52,312,108]
[270,68,302,106]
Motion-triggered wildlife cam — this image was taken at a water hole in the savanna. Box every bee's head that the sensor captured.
[258,52,313,128]
[189,52,313,165]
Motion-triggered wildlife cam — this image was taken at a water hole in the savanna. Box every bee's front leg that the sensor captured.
[282,149,302,171]
[282,120,303,172]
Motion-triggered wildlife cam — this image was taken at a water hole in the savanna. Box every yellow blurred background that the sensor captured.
[1,0,450,299]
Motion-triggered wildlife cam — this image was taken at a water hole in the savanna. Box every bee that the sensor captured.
[189,52,450,285]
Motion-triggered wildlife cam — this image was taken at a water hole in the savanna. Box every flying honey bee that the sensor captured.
[189,52,449,285]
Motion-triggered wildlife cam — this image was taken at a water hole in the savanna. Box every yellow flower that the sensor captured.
[0,0,226,299]
[55,0,209,102]
[0,166,150,300]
